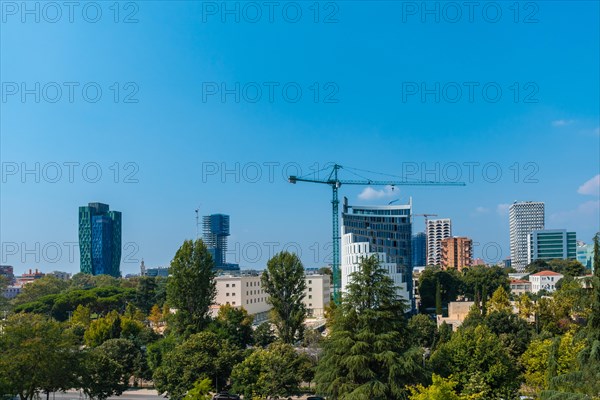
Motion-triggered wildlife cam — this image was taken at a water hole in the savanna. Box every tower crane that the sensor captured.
[413,213,438,228]
[288,164,465,303]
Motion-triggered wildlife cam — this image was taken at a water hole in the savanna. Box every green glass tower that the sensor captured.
[79,202,122,277]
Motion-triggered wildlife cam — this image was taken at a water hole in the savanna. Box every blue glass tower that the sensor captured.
[412,232,427,267]
[79,202,122,277]
[202,214,239,271]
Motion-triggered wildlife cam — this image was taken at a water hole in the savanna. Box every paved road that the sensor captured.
[46,390,165,400]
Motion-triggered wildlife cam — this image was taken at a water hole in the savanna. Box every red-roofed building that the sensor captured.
[510,279,532,295]
[529,270,563,293]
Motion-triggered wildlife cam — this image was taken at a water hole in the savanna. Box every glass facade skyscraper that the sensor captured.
[412,232,427,267]
[79,202,121,277]
[203,214,239,271]
[341,197,413,309]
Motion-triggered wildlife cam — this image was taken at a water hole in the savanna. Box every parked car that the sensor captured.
[211,392,240,400]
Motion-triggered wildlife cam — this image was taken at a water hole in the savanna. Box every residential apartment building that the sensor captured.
[529,270,564,293]
[441,237,473,271]
[426,219,452,266]
[509,201,545,271]
[527,229,576,264]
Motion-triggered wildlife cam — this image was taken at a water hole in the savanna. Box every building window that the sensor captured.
[232,284,236,287]
[232,293,235,296]
[226,284,230,287]
[232,302,236,305]
[309,288,312,292]
[226,293,229,296]
[309,295,312,299]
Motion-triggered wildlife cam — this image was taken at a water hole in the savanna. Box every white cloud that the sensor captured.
[358,186,397,200]
[550,200,600,223]
[497,203,510,216]
[552,119,575,127]
[472,206,489,216]
[578,174,600,196]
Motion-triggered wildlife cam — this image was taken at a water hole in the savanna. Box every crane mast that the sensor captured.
[289,164,465,303]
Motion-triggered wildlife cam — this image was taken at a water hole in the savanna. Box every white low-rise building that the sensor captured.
[304,274,331,317]
[213,274,271,323]
[213,272,331,323]
[529,270,564,293]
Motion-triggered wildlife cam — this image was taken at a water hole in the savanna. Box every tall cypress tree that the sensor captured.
[315,255,425,399]
[435,280,443,316]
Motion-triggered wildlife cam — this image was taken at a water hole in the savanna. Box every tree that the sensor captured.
[12,275,69,306]
[95,338,141,384]
[430,325,520,399]
[84,310,122,347]
[487,286,511,314]
[183,378,212,400]
[153,331,243,400]
[149,304,163,327]
[0,313,78,400]
[71,304,92,327]
[516,293,534,320]
[69,273,96,289]
[435,280,443,315]
[79,346,127,400]
[134,276,158,314]
[407,374,462,400]
[460,266,509,302]
[483,310,532,360]
[231,342,307,399]
[211,304,254,348]
[253,322,276,348]
[521,338,553,394]
[261,251,307,344]
[167,239,216,337]
[418,268,461,312]
[408,314,437,348]
[315,255,425,399]
[92,274,121,288]
[540,276,600,398]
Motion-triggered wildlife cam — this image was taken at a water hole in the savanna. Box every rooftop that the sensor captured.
[530,270,563,277]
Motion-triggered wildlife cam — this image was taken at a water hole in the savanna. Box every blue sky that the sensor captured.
[1,1,599,275]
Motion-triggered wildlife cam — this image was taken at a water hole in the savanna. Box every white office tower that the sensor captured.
[509,201,545,272]
[426,219,452,266]
[340,198,413,309]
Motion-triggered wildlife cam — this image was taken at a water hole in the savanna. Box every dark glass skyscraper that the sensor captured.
[203,214,239,271]
[79,203,121,277]
[341,197,413,309]
[412,232,427,267]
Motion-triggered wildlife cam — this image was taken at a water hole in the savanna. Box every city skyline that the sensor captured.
[1,191,599,276]
[2,2,599,275]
